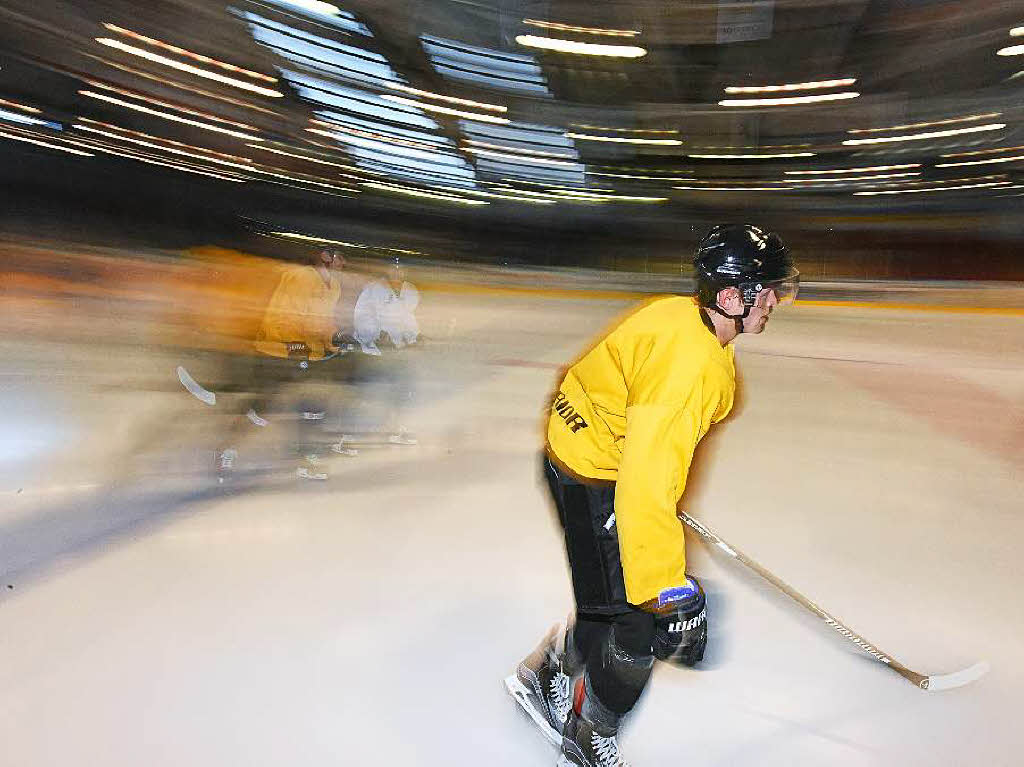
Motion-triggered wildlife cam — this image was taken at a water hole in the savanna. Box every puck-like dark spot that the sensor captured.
[6,585,12,589]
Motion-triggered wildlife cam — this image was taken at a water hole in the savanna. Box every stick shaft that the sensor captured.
[678,511,927,688]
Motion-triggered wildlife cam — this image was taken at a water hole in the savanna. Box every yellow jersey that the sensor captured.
[254,265,341,359]
[547,297,736,606]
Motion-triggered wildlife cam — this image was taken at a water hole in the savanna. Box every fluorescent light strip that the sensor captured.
[501,188,605,202]
[724,78,855,93]
[102,23,277,82]
[0,108,55,127]
[0,98,42,114]
[941,144,1024,158]
[309,117,448,150]
[0,130,94,156]
[379,94,510,124]
[848,113,1002,134]
[719,92,859,107]
[785,164,920,175]
[785,172,921,182]
[275,1,343,15]
[463,146,578,167]
[688,152,815,159]
[514,35,646,57]
[935,154,1024,168]
[310,121,441,152]
[521,19,639,37]
[383,83,507,113]
[247,143,363,174]
[997,44,1024,56]
[84,81,260,131]
[572,124,678,135]
[85,53,280,115]
[1011,27,1024,36]
[95,38,284,98]
[75,124,264,173]
[363,182,489,205]
[432,187,555,204]
[95,146,247,181]
[854,182,1010,196]
[464,139,576,160]
[564,132,682,146]
[551,191,668,202]
[588,172,695,181]
[272,232,369,247]
[842,123,1005,145]
[76,118,255,163]
[675,185,794,191]
[79,90,262,141]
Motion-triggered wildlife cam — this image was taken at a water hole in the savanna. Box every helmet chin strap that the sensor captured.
[709,304,749,335]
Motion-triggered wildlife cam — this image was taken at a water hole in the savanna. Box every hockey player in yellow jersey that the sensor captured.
[505,224,799,767]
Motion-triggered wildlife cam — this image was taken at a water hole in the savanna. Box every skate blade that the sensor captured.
[503,674,562,747]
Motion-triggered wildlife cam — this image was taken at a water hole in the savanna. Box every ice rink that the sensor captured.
[1,283,1022,766]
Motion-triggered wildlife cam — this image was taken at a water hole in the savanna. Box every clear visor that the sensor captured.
[743,274,800,307]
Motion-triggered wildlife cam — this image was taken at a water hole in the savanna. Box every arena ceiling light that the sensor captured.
[854,181,1010,195]
[247,144,363,174]
[724,78,855,93]
[719,92,859,107]
[0,98,42,114]
[102,24,277,82]
[784,172,920,182]
[362,181,490,205]
[572,125,678,135]
[78,90,263,141]
[514,35,647,57]
[464,139,576,160]
[941,144,1024,158]
[383,83,507,113]
[848,113,1002,134]
[0,107,58,128]
[83,81,260,131]
[273,1,342,15]
[0,130,94,156]
[95,38,283,98]
[842,123,1005,145]
[687,151,815,158]
[935,154,1024,168]
[997,44,1024,56]
[565,132,682,146]
[522,19,640,37]
[785,164,921,174]
[379,94,510,124]
[674,185,794,191]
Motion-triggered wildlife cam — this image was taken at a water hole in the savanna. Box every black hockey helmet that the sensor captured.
[693,224,799,309]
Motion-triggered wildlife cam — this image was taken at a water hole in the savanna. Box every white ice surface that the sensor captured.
[0,293,1021,766]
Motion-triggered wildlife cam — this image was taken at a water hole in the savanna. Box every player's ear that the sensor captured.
[715,286,742,314]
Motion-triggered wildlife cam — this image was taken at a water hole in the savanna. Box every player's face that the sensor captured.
[741,288,779,334]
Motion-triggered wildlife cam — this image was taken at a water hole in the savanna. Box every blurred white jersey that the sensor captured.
[354,280,420,353]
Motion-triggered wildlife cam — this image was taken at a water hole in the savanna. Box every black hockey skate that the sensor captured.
[558,708,631,767]
[504,624,573,746]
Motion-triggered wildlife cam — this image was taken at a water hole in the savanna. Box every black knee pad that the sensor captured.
[652,575,707,667]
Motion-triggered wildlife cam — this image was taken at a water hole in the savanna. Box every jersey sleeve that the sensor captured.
[615,358,728,607]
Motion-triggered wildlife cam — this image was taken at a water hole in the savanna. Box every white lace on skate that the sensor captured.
[591,731,629,767]
[548,657,572,726]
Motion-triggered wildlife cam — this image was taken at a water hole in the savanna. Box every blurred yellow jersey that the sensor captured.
[254,265,341,359]
[547,296,736,606]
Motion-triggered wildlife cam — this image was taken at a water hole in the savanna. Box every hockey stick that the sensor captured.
[678,510,989,691]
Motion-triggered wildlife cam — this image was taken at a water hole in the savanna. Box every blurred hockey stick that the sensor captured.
[678,510,989,691]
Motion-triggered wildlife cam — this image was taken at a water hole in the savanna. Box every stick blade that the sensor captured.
[923,661,990,691]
